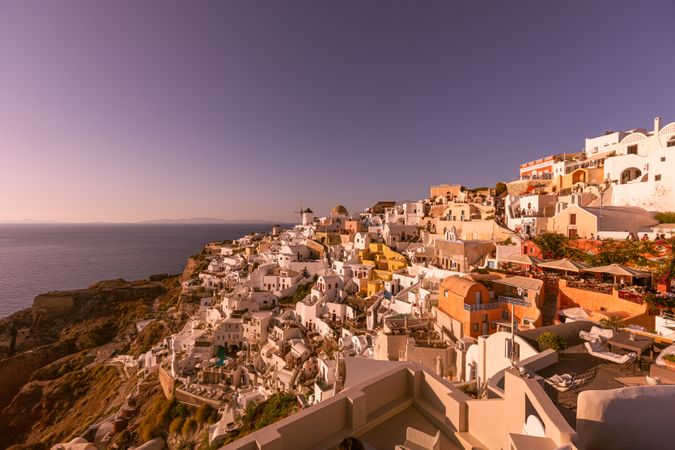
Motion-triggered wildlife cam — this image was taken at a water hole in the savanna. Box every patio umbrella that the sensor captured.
[581,263,651,284]
[537,258,590,275]
[501,254,543,266]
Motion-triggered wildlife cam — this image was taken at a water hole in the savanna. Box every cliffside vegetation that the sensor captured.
[221,393,298,445]
[0,274,189,449]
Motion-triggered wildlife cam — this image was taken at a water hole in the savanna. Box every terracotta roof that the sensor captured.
[442,275,478,297]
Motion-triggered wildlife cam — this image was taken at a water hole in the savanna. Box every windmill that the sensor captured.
[292,205,305,224]
[292,205,313,225]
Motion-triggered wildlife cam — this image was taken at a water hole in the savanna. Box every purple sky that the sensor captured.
[1,1,674,223]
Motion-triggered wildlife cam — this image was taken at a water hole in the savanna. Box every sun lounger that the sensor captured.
[584,341,636,364]
[545,366,598,392]
[579,326,614,343]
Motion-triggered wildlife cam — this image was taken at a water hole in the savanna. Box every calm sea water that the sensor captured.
[0,223,276,318]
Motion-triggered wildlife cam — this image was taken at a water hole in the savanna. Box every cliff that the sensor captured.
[0,274,187,449]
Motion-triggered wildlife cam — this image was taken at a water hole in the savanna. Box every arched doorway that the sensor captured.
[572,169,586,184]
[620,167,642,184]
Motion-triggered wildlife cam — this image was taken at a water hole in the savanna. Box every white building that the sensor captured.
[214,318,244,352]
[594,117,675,212]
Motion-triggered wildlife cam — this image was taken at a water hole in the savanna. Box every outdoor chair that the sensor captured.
[584,341,637,365]
[545,365,599,393]
[579,326,614,343]
[395,427,441,450]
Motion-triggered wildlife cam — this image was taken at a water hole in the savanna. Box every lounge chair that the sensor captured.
[544,373,574,392]
[395,427,441,450]
[545,366,598,392]
[584,341,636,365]
[579,326,614,343]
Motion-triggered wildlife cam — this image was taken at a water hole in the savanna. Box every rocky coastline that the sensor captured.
[0,257,197,449]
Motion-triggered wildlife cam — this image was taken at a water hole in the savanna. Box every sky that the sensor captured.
[1,1,674,223]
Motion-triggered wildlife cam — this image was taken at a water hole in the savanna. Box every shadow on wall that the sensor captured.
[575,385,675,450]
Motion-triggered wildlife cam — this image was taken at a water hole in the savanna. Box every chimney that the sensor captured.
[654,116,661,133]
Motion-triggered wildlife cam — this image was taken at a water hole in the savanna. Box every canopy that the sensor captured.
[493,276,544,292]
[582,263,651,278]
[559,307,590,321]
[501,254,543,266]
[537,258,590,273]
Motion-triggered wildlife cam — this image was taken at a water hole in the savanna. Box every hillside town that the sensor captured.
[55,117,675,450]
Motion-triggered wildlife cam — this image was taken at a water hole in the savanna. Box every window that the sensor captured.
[505,338,520,361]
[472,323,479,333]
[661,157,666,162]
[475,291,482,305]
[627,145,638,155]
[570,213,576,225]
[655,174,662,181]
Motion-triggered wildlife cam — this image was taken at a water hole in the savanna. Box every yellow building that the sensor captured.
[555,166,605,191]
[358,243,408,296]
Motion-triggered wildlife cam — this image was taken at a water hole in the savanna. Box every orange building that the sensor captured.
[439,276,499,338]
[344,219,365,234]
[429,183,462,200]
[439,275,544,339]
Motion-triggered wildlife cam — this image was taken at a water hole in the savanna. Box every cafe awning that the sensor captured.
[582,263,651,278]
[537,258,590,273]
[501,254,543,266]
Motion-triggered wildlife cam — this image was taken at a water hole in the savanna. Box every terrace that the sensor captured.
[535,343,652,426]
[516,322,674,428]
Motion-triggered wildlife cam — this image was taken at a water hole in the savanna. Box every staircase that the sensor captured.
[541,279,559,326]
[588,184,613,207]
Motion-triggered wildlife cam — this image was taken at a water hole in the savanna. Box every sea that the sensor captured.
[0,223,279,318]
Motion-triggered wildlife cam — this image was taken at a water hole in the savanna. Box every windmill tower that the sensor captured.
[293,206,314,226]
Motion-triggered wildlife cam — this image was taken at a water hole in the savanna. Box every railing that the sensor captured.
[567,279,613,295]
[464,302,500,311]
[498,295,531,307]
[617,289,645,305]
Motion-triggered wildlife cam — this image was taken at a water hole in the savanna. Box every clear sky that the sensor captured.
[1,1,674,223]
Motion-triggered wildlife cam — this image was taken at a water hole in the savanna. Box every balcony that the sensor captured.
[463,302,500,311]
[498,295,531,307]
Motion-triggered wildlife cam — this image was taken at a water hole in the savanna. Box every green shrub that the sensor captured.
[169,417,185,434]
[599,316,623,332]
[139,396,193,440]
[181,417,198,435]
[537,332,567,352]
[655,211,675,224]
[195,403,217,424]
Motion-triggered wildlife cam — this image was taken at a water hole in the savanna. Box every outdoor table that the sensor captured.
[608,331,654,361]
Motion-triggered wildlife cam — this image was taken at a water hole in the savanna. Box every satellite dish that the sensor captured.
[522,414,546,437]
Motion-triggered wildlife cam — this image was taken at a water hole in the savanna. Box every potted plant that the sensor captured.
[598,316,623,333]
[663,354,675,371]
[537,332,568,353]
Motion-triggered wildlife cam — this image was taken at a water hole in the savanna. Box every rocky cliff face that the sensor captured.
[0,275,185,449]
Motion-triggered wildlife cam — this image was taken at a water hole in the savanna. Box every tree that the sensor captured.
[532,233,570,259]
[590,239,653,267]
[495,182,507,197]
[651,237,675,284]
[655,211,675,224]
